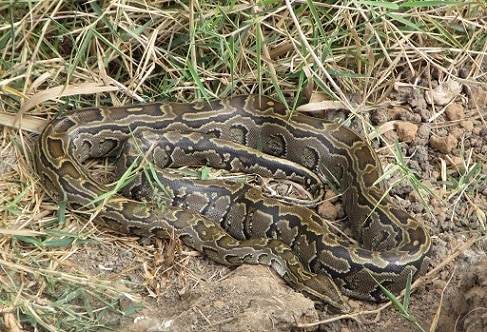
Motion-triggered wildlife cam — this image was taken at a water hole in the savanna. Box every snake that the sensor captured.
[34,95,431,312]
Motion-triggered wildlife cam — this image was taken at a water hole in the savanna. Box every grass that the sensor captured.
[1,0,486,331]
[370,271,428,332]
[0,229,145,331]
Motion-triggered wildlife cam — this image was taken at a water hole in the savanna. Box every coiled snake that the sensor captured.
[35,95,431,312]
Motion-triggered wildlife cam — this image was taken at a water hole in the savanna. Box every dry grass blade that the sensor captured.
[20,83,120,113]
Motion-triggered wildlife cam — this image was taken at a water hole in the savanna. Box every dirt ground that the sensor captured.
[56,77,487,331]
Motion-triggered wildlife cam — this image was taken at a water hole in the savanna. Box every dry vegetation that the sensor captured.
[1,1,486,331]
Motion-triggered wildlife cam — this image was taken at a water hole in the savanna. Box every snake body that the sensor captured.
[35,95,431,312]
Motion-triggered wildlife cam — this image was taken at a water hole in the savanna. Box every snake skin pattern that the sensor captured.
[35,95,431,312]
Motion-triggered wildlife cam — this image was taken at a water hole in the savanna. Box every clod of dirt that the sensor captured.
[445,102,465,121]
[460,120,474,131]
[429,134,458,154]
[467,85,487,107]
[424,79,462,106]
[318,200,339,220]
[394,121,418,143]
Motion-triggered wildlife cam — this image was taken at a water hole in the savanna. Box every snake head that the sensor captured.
[298,272,351,313]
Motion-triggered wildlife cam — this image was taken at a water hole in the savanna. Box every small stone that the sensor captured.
[324,189,339,203]
[425,79,462,106]
[450,126,464,138]
[469,85,487,107]
[445,102,464,121]
[417,124,431,139]
[394,121,418,143]
[429,134,458,154]
[317,200,338,220]
[460,120,474,131]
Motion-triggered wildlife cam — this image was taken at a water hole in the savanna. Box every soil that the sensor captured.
[57,78,487,332]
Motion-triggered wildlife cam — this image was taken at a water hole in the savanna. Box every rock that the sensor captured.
[445,102,464,121]
[460,120,474,131]
[424,80,462,106]
[429,134,458,153]
[394,121,418,143]
[317,200,338,220]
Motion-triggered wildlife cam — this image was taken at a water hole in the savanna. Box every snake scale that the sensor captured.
[35,95,431,312]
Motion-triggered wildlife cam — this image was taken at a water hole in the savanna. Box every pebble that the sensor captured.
[445,102,464,121]
[394,121,418,143]
[429,134,458,154]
